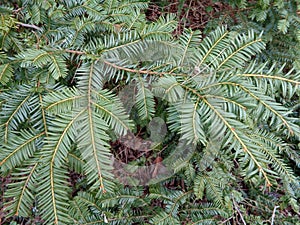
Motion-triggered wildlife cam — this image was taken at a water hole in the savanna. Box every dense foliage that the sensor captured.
[0,0,299,224]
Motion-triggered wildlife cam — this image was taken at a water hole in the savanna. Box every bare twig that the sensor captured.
[271,206,279,225]
[64,49,86,55]
[16,22,42,31]
[232,196,246,225]
[221,216,233,224]
[103,60,188,77]
[103,60,170,76]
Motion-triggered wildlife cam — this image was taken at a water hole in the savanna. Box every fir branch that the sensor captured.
[237,73,300,85]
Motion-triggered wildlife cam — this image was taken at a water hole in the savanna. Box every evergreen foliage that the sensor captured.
[207,0,300,69]
[0,0,299,224]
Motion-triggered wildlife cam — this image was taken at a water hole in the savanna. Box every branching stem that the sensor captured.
[232,196,246,225]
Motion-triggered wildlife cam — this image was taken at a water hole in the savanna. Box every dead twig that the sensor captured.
[271,206,279,225]
[232,196,246,225]
[16,22,42,31]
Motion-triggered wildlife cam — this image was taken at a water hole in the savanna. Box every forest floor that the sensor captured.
[146,0,237,35]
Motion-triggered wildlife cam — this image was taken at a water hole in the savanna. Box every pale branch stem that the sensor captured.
[271,206,279,225]
[220,216,233,224]
[16,22,42,31]
[64,49,86,55]
[63,49,189,77]
[232,196,247,225]
[103,60,191,77]
[63,49,183,76]
[103,60,172,76]
[238,73,300,85]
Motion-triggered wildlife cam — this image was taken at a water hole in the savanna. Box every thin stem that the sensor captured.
[64,49,86,55]
[232,195,246,225]
[271,206,279,225]
[103,60,184,77]
[16,22,42,31]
